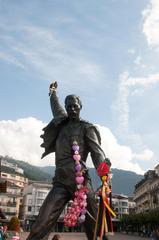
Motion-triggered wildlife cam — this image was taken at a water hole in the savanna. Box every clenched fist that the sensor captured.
[49,81,58,96]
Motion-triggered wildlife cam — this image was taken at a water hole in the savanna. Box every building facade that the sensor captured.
[0,157,28,220]
[133,164,159,213]
[22,181,52,230]
[0,181,22,219]
[112,194,129,219]
[0,159,28,188]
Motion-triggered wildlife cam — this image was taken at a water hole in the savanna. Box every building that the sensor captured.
[0,157,28,220]
[133,164,159,213]
[112,193,129,219]
[22,181,83,232]
[149,164,159,210]
[22,181,52,230]
[0,158,28,188]
[128,196,136,215]
[0,180,22,219]
[22,180,137,233]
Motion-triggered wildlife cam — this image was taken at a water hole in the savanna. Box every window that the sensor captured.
[115,208,118,212]
[36,199,44,205]
[28,206,32,212]
[121,201,128,206]
[2,174,7,177]
[37,191,46,198]
[28,199,32,205]
[153,194,158,204]
[122,208,128,213]
[36,206,40,212]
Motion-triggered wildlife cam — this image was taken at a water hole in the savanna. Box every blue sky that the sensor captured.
[0,0,159,174]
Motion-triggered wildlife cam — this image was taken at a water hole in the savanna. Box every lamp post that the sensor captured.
[109,171,113,208]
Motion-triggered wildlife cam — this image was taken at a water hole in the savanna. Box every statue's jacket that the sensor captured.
[40,92,110,193]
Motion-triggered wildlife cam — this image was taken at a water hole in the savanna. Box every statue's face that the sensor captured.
[65,97,81,119]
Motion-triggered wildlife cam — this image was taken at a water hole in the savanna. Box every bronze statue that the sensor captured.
[26,82,111,240]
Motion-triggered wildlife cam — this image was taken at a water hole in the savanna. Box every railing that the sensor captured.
[0,202,16,207]
[3,211,17,215]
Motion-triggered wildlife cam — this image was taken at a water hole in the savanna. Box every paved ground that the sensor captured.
[19,232,148,240]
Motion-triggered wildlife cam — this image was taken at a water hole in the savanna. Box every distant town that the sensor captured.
[0,156,159,235]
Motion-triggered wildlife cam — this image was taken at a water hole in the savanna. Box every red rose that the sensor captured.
[97,162,109,177]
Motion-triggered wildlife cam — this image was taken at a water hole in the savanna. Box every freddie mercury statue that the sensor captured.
[26,81,111,240]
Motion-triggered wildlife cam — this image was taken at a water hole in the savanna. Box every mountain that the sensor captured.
[88,168,143,196]
[3,157,143,196]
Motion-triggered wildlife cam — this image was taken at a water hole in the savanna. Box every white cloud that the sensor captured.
[114,72,130,130]
[96,125,146,174]
[134,56,142,65]
[0,117,55,166]
[116,71,159,130]
[125,72,159,87]
[130,89,144,96]
[128,48,136,54]
[0,23,105,86]
[0,117,148,174]
[0,51,25,69]
[142,0,159,48]
[78,63,103,82]
[1,117,155,174]
[133,149,154,161]
[112,71,158,171]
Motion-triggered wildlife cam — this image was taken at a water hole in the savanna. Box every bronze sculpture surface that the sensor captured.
[26,82,111,240]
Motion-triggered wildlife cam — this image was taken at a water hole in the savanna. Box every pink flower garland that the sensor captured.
[64,141,89,227]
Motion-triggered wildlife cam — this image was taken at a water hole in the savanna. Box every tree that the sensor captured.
[8,216,20,232]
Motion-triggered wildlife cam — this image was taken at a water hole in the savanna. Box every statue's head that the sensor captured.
[65,95,82,119]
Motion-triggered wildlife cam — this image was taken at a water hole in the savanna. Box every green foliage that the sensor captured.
[8,216,20,232]
[121,208,159,227]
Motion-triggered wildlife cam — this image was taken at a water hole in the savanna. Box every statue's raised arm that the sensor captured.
[49,81,58,96]
[49,81,67,119]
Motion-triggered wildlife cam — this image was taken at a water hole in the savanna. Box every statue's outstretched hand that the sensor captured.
[49,81,58,95]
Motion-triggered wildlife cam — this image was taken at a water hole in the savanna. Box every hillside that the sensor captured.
[4,157,143,196]
[89,168,143,196]
[4,157,52,182]
[39,165,143,196]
